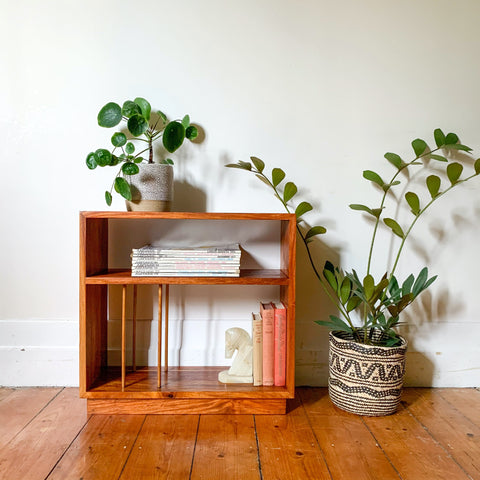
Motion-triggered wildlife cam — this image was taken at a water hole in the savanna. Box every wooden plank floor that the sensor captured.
[0,387,478,480]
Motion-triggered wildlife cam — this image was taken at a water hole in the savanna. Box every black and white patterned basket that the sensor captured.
[328,330,408,416]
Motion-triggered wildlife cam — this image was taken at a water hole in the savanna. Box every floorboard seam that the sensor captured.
[44,412,93,479]
[402,401,474,480]
[360,418,404,480]
[298,390,334,480]
[5,387,65,450]
[117,414,148,480]
[253,415,263,480]
[188,414,201,480]
[436,389,480,427]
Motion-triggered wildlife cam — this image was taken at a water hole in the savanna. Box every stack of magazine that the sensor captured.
[131,243,241,277]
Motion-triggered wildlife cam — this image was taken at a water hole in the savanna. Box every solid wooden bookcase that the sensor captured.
[79,211,296,414]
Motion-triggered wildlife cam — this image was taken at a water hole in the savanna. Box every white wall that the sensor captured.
[1,0,479,386]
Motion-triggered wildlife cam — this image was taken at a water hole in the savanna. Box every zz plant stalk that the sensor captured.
[227,128,480,346]
[86,97,198,205]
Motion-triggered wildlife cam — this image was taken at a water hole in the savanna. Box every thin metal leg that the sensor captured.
[165,284,169,373]
[157,285,162,388]
[121,284,127,392]
[132,285,137,372]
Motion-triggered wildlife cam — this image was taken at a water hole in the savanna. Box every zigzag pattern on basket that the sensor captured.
[330,352,405,382]
[329,378,403,398]
[329,333,407,357]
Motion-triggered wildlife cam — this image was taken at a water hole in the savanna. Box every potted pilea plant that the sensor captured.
[227,128,480,416]
[86,97,198,211]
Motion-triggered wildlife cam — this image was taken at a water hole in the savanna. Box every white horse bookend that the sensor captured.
[218,327,253,384]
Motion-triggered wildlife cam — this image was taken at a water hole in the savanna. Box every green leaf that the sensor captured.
[405,191,420,215]
[402,274,414,295]
[283,182,297,202]
[349,204,373,215]
[384,152,403,169]
[448,144,472,152]
[250,156,265,173]
[128,114,149,137]
[225,161,252,170]
[161,158,174,165]
[93,148,112,167]
[186,125,198,140]
[305,225,327,239]
[429,154,448,162]
[363,274,375,301]
[134,97,151,121]
[315,316,352,333]
[426,175,441,198]
[125,142,135,154]
[412,267,428,296]
[384,218,405,238]
[295,201,313,219]
[122,162,139,175]
[122,100,141,118]
[445,132,459,145]
[346,295,362,312]
[105,191,112,206]
[181,114,190,128]
[111,132,127,147]
[340,277,352,304]
[97,102,122,128]
[157,110,167,123]
[474,158,480,175]
[447,162,463,184]
[134,156,144,164]
[272,168,286,187]
[109,154,120,166]
[363,170,384,188]
[163,121,186,153]
[86,152,97,170]
[434,128,446,147]
[412,138,428,157]
[114,176,132,201]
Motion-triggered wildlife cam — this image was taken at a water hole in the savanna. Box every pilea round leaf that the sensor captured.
[181,115,190,128]
[86,152,97,170]
[111,132,127,147]
[128,114,148,137]
[134,97,151,121]
[134,157,144,164]
[114,177,132,201]
[163,121,186,153]
[97,102,122,128]
[122,162,140,176]
[105,191,112,206]
[186,125,198,140]
[94,148,112,167]
[122,100,141,118]
[125,142,135,154]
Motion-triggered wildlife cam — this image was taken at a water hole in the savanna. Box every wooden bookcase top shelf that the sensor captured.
[79,211,296,415]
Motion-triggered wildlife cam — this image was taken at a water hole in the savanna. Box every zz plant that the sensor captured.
[227,128,480,346]
[86,97,198,205]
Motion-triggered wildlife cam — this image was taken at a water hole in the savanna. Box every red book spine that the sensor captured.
[260,302,275,386]
[272,302,286,386]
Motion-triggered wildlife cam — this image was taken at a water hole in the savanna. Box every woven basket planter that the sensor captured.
[328,330,408,416]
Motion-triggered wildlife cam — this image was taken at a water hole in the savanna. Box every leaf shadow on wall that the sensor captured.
[294,230,341,387]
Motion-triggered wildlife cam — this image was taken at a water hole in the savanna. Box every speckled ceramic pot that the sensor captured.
[125,163,173,212]
[328,331,408,416]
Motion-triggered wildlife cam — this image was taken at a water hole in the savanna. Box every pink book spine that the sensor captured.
[260,302,275,386]
[272,302,287,386]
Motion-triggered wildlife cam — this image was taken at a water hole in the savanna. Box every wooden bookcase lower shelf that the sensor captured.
[85,366,289,414]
